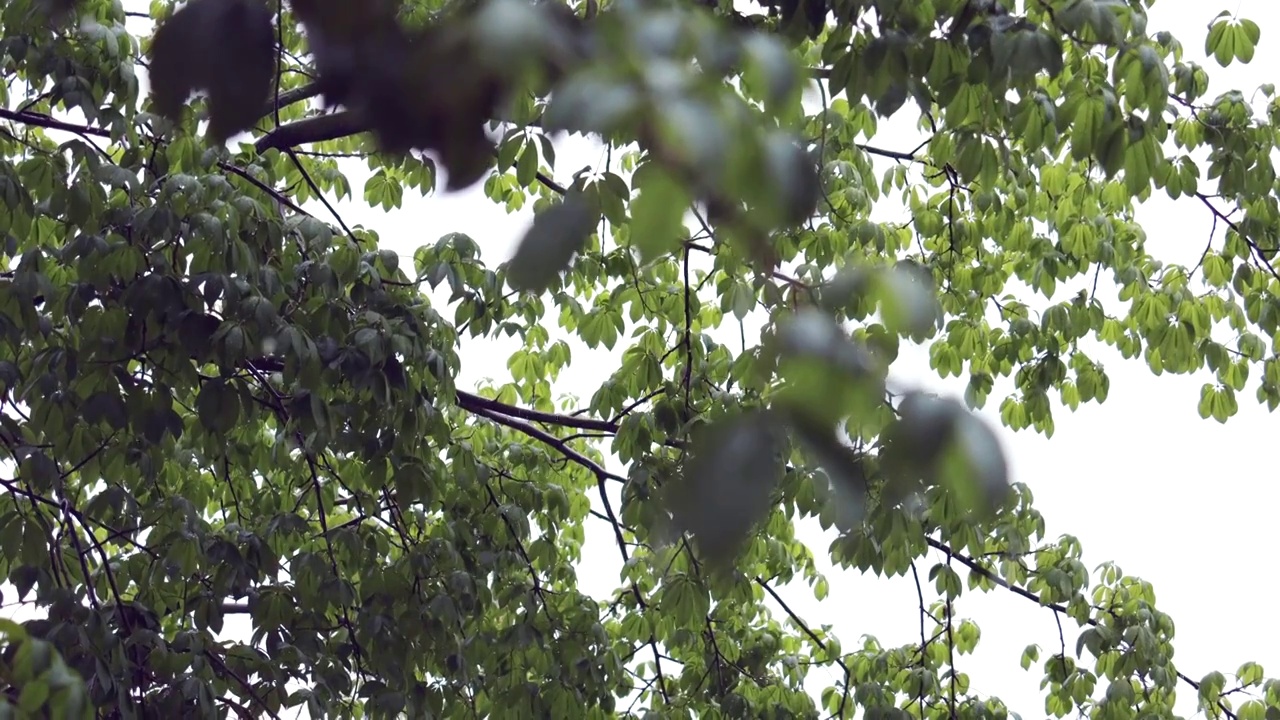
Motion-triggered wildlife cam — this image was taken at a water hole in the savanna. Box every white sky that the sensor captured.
[4,0,1277,717]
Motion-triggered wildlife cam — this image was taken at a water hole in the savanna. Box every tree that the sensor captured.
[0,0,1276,717]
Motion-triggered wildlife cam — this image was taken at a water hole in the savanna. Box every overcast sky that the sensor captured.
[5,0,1277,717]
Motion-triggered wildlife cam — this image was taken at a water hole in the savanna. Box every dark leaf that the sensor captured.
[9,565,38,602]
[506,192,597,293]
[438,131,498,191]
[790,417,868,531]
[34,0,77,20]
[874,82,910,117]
[196,379,238,434]
[149,0,275,142]
[362,29,503,188]
[761,132,821,228]
[884,393,1010,516]
[82,391,128,431]
[205,0,276,142]
[178,311,221,362]
[667,410,786,567]
[148,0,216,122]
[19,451,59,491]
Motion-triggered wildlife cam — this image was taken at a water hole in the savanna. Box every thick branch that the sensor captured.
[856,142,919,163]
[254,110,369,153]
[238,357,663,475]
[455,390,618,434]
[261,83,324,121]
[462,400,624,485]
[0,107,110,138]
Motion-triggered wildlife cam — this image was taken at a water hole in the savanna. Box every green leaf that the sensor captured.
[516,142,539,187]
[18,677,50,713]
[364,171,403,211]
[5,3,1280,716]
[629,165,690,264]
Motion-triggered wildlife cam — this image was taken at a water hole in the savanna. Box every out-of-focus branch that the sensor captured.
[254,110,368,153]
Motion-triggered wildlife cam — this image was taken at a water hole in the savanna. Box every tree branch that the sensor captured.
[462,400,624,485]
[1195,191,1280,282]
[928,536,1239,720]
[261,83,323,121]
[254,110,369,153]
[0,107,110,138]
[754,576,853,717]
[455,390,619,434]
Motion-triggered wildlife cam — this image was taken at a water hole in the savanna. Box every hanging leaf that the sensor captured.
[741,33,803,112]
[789,417,869,532]
[506,192,597,292]
[883,393,1010,517]
[666,410,786,567]
[196,379,239,434]
[775,308,885,426]
[878,260,943,341]
[760,131,821,228]
[629,164,691,264]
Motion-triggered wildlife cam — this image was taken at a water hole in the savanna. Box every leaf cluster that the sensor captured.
[0,0,1278,718]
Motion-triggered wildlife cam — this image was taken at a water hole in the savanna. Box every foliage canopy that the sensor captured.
[0,0,1278,718]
